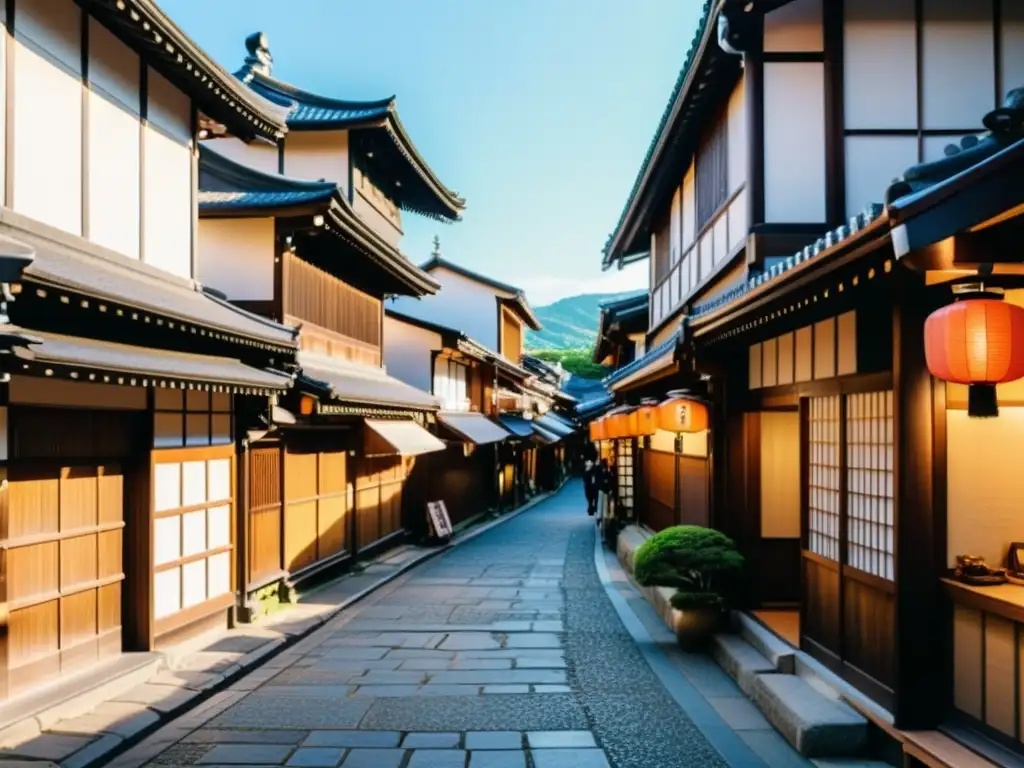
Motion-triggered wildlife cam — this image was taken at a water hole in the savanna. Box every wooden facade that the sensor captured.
[595,0,1024,758]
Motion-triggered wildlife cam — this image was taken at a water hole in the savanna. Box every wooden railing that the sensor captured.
[285,253,381,348]
[650,185,747,331]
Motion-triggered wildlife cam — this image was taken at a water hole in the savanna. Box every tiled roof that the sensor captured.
[82,2,289,142]
[233,34,465,222]
[199,188,336,210]
[576,392,614,418]
[300,352,439,410]
[199,147,439,298]
[691,205,886,319]
[602,331,679,388]
[11,328,292,393]
[0,214,298,351]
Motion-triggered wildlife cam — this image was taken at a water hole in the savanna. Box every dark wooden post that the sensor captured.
[892,270,944,729]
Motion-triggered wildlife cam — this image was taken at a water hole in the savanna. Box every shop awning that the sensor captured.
[532,422,560,444]
[437,412,510,445]
[300,352,439,411]
[7,329,292,393]
[537,413,574,438]
[498,414,535,439]
[364,419,446,457]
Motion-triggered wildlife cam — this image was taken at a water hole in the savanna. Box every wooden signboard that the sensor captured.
[427,500,453,542]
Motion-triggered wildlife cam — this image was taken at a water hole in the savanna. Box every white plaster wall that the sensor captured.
[284,130,350,194]
[844,0,918,130]
[13,0,83,236]
[382,315,441,394]
[388,266,501,351]
[87,17,140,258]
[921,0,994,130]
[197,218,275,300]
[845,135,917,217]
[89,90,140,258]
[1002,3,1024,93]
[764,62,826,223]
[726,77,746,194]
[764,0,823,52]
[204,136,278,175]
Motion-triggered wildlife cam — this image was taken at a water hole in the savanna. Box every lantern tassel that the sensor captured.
[968,384,999,418]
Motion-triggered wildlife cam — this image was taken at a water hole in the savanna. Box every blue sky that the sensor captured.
[163,0,700,306]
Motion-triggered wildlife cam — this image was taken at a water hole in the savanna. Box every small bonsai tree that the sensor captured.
[633,526,744,611]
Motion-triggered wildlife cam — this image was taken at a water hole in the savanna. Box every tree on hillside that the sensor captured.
[532,347,607,380]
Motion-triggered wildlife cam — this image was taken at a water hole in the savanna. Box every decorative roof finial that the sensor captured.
[244,32,273,77]
[432,235,441,259]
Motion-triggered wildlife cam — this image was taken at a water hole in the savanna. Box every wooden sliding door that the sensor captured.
[355,456,405,552]
[1,405,138,699]
[802,391,895,707]
[283,444,352,577]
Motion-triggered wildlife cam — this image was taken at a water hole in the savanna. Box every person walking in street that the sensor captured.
[583,457,599,515]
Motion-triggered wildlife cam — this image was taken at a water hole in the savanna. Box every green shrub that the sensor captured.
[634,526,744,612]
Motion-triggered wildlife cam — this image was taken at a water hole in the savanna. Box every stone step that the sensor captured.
[749,672,869,759]
[734,611,797,674]
[709,633,776,697]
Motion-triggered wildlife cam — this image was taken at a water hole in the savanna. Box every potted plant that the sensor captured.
[633,525,744,650]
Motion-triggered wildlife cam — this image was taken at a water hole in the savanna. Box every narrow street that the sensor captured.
[129,483,756,768]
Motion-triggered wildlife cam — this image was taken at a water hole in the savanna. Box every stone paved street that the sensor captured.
[131,484,746,768]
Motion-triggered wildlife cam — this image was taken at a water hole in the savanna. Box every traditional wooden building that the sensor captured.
[383,309,512,527]
[599,0,1024,758]
[388,252,573,502]
[0,0,302,701]
[196,33,464,615]
[593,292,649,369]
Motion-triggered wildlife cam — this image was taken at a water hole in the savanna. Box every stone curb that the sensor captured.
[592,526,773,768]
[52,485,564,768]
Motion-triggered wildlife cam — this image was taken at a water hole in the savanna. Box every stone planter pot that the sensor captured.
[671,606,723,651]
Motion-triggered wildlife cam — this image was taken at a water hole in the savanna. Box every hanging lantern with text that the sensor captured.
[630,405,659,437]
[589,418,606,442]
[925,293,1024,418]
[657,391,710,433]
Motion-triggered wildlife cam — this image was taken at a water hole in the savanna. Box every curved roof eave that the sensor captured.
[326,200,441,297]
[602,0,722,270]
[238,69,465,220]
[83,0,289,141]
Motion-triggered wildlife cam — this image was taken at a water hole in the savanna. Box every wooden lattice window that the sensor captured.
[845,391,894,580]
[696,116,729,230]
[616,439,635,511]
[808,395,841,561]
[152,446,234,627]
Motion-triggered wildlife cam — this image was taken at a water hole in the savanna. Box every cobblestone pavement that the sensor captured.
[141,484,729,768]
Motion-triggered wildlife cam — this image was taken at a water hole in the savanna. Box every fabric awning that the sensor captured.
[300,352,439,410]
[9,329,292,392]
[537,413,574,438]
[364,419,445,457]
[532,422,560,444]
[498,414,534,439]
[437,412,510,445]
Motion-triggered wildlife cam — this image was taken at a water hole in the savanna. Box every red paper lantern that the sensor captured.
[925,296,1024,417]
[589,418,606,442]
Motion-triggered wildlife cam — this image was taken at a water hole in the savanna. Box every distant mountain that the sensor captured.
[526,291,643,350]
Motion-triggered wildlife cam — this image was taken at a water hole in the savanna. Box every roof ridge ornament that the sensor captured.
[244,32,273,77]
